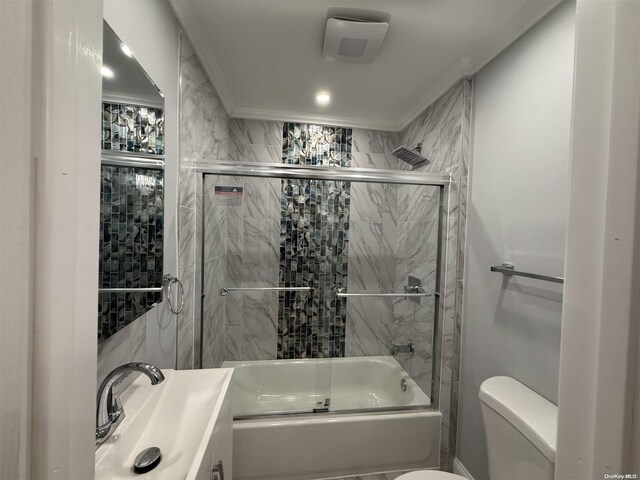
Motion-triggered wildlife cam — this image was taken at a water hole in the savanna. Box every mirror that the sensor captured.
[98,21,166,343]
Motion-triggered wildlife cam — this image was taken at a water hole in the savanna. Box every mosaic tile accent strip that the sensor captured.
[98,165,164,342]
[101,102,165,155]
[278,124,352,359]
[282,123,351,167]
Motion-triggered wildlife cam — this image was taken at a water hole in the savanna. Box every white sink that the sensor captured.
[95,368,233,480]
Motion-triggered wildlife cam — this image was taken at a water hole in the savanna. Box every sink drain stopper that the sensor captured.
[133,447,162,474]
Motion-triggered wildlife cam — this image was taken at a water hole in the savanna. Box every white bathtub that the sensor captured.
[222,356,431,416]
[222,356,441,480]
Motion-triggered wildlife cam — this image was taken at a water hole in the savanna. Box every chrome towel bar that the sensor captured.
[99,274,185,314]
[336,287,430,298]
[220,286,312,296]
[490,263,564,284]
[99,287,163,293]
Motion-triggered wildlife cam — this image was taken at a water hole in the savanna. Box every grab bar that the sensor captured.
[219,286,312,296]
[336,287,430,298]
[490,263,564,284]
[99,274,185,314]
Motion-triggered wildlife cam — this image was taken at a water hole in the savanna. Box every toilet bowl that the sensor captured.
[396,471,466,480]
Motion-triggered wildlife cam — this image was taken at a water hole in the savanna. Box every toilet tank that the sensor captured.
[479,377,557,480]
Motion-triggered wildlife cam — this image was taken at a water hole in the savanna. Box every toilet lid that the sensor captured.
[396,471,467,480]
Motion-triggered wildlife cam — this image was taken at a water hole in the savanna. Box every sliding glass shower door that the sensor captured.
[202,173,333,415]
[200,165,444,418]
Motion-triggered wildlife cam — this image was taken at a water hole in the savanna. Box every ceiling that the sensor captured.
[169,0,561,131]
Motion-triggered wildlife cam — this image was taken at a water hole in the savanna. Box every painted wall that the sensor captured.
[98,0,181,383]
[1,1,34,477]
[556,1,640,476]
[29,0,103,476]
[456,2,575,478]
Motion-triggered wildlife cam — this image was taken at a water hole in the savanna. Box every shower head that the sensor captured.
[391,143,428,167]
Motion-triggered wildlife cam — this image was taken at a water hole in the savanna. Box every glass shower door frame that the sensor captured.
[195,163,451,418]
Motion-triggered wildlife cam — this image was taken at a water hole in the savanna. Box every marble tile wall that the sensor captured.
[96,300,176,387]
[392,184,440,397]
[204,117,284,366]
[177,33,230,369]
[345,132,398,362]
[201,173,280,367]
[345,131,441,401]
[396,79,472,470]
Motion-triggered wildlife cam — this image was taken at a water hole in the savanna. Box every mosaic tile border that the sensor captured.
[102,102,165,155]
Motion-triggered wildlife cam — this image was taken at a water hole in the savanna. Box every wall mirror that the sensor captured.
[98,21,166,343]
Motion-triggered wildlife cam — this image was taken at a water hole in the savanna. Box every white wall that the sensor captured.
[28,0,104,477]
[0,1,34,477]
[98,0,182,381]
[456,3,575,479]
[556,1,640,477]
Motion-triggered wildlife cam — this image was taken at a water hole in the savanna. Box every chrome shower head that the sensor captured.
[391,143,428,167]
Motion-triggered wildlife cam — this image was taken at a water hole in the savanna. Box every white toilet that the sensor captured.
[479,376,557,479]
[396,376,557,480]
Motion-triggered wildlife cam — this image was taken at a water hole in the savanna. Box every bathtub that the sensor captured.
[222,356,441,480]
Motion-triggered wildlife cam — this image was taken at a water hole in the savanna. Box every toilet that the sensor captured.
[479,376,557,479]
[397,376,557,480]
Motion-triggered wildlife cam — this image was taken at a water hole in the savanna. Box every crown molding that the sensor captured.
[231,106,402,132]
[170,0,563,133]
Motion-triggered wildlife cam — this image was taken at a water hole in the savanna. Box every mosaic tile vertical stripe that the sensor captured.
[278,124,351,359]
[101,102,165,155]
[98,165,164,342]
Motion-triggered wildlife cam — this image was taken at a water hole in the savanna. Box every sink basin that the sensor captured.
[95,368,233,480]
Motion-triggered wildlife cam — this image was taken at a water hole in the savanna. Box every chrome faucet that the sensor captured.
[96,362,164,448]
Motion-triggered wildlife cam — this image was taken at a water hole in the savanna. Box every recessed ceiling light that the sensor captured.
[316,92,331,106]
[120,43,133,57]
[101,66,114,78]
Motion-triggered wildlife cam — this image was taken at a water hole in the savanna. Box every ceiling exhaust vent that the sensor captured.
[323,15,389,64]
